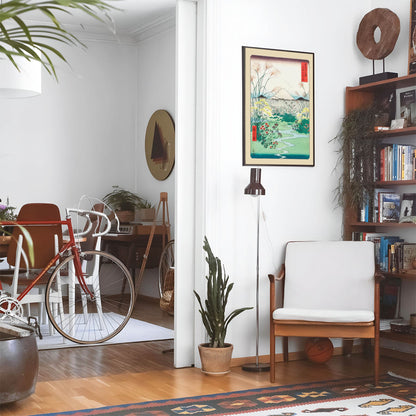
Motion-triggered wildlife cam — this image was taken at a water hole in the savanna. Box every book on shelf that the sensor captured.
[384,241,416,273]
[399,193,416,224]
[399,89,416,127]
[379,144,415,182]
[379,192,400,223]
[351,233,408,273]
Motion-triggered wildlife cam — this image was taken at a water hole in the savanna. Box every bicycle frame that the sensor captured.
[0,216,94,303]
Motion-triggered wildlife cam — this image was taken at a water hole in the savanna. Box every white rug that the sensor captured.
[36,314,174,350]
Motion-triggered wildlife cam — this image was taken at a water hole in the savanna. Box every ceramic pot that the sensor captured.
[198,343,233,376]
[0,324,39,404]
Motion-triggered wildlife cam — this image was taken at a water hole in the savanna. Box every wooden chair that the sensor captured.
[0,203,63,324]
[269,241,381,385]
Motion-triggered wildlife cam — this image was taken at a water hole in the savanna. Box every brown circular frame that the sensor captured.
[356,8,400,60]
[145,110,175,181]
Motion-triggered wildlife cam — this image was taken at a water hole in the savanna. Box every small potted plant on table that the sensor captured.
[103,186,148,223]
[194,237,252,375]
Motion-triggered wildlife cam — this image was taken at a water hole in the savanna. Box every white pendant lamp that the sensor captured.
[0,56,41,98]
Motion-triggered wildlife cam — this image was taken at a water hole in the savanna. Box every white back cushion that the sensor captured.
[283,241,375,311]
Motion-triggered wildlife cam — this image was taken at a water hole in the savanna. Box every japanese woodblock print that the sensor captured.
[243,47,314,166]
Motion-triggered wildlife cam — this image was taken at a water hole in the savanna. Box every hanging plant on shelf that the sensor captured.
[333,106,378,211]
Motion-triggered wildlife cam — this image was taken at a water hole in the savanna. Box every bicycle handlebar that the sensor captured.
[66,208,112,238]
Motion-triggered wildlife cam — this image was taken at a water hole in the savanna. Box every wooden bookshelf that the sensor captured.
[344,74,416,348]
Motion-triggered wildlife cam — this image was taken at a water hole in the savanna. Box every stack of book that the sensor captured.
[379,144,416,181]
[352,233,416,273]
[360,192,416,224]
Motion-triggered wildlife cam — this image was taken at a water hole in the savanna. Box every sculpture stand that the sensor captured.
[359,59,397,85]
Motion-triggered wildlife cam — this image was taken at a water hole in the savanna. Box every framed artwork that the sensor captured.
[145,110,175,181]
[243,46,314,166]
[409,0,416,74]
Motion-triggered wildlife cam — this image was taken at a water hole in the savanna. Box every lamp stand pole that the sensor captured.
[242,196,270,372]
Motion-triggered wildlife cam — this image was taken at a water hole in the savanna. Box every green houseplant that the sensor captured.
[194,237,252,375]
[333,106,377,211]
[103,186,153,223]
[0,0,115,79]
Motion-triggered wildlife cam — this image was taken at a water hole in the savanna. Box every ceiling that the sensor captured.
[98,0,176,35]
[26,0,176,40]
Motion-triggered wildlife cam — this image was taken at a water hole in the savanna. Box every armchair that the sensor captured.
[269,241,381,385]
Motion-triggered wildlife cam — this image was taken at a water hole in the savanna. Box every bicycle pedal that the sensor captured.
[28,316,43,340]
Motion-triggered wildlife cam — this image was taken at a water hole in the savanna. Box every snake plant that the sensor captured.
[0,0,116,79]
[194,237,252,348]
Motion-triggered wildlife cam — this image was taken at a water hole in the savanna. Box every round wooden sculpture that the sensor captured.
[145,110,175,181]
[356,8,400,60]
[305,338,334,364]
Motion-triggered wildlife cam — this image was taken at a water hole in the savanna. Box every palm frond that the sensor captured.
[0,0,118,79]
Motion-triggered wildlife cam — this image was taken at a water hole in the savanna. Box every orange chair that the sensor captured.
[269,241,381,385]
[0,203,63,323]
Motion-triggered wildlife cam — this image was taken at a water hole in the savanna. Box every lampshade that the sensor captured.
[244,168,265,196]
[0,57,41,98]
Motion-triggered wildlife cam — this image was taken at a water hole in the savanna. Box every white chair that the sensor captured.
[269,241,381,385]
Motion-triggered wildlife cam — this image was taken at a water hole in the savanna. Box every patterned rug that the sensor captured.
[31,373,415,416]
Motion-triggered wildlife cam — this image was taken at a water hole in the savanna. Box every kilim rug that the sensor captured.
[30,373,415,416]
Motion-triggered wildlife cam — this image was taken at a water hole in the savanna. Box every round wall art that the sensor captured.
[145,110,175,181]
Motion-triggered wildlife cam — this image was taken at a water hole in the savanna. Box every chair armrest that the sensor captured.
[269,264,285,313]
[268,264,285,283]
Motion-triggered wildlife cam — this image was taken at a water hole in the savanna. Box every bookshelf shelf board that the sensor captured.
[383,271,416,281]
[350,222,416,228]
[374,126,416,138]
[347,73,416,93]
[380,330,416,344]
[375,180,416,186]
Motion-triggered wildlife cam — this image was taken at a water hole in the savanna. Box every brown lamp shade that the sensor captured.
[244,168,265,196]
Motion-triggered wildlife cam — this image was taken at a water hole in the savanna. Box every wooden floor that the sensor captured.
[1,300,415,416]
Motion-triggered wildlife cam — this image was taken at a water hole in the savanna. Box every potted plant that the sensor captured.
[136,199,155,222]
[0,1,114,80]
[194,237,252,375]
[103,186,146,223]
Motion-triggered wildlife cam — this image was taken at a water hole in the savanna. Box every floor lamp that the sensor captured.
[242,168,270,372]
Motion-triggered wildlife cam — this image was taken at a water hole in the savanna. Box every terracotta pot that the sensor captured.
[198,343,233,376]
[136,208,155,222]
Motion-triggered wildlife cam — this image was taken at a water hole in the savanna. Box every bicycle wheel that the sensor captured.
[158,240,174,297]
[45,250,135,344]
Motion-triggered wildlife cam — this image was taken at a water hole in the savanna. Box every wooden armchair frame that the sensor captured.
[269,242,382,386]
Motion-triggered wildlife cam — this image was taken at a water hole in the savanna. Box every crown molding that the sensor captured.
[22,9,176,46]
[128,11,176,43]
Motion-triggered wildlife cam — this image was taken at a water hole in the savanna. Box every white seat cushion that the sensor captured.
[273,307,374,323]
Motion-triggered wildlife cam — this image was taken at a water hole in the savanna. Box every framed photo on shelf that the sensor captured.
[396,86,416,127]
[409,0,416,74]
[242,46,314,166]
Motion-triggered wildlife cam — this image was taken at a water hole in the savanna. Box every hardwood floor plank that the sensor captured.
[1,300,414,416]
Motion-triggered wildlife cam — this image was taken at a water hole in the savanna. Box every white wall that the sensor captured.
[193,0,411,362]
[0,40,138,213]
[0,28,176,298]
[135,27,176,297]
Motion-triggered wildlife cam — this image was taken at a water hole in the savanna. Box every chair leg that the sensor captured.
[283,337,289,362]
[270,332,275,383]
[374,335,379,386]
